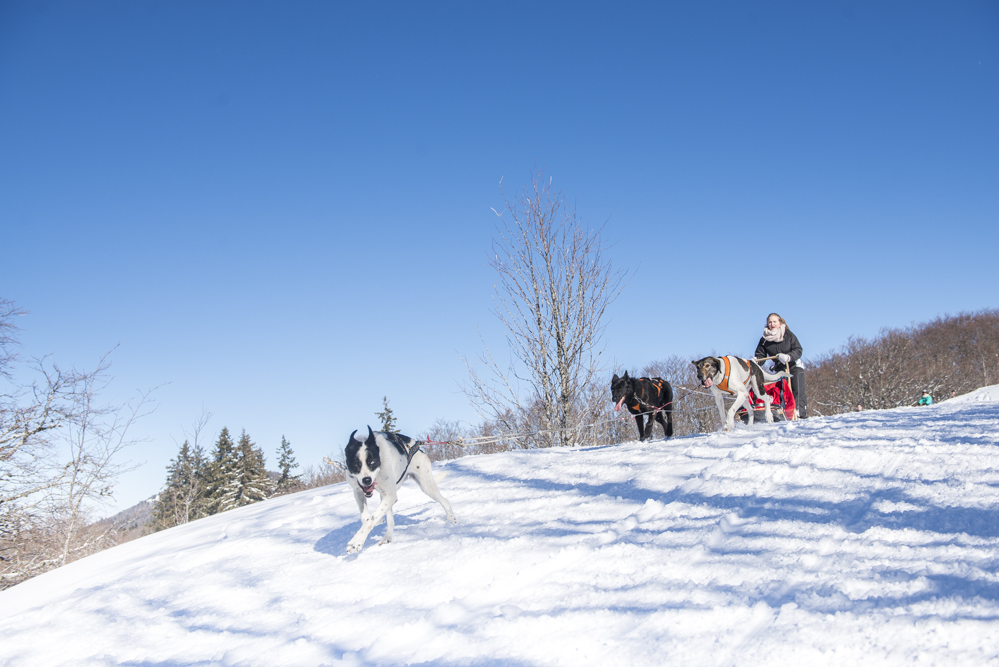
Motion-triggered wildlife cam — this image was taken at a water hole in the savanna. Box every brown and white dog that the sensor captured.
[692,356,788,432]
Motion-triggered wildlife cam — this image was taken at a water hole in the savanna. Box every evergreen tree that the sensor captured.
[376,396,398,432]
[151,440,208,531]
[204,427,240,515]
[234,429,272,506]
[151,443,183,531]
[183,440,208,521]
[273,435,301,496]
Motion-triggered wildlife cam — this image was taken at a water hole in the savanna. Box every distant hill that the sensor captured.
[92,495,156,543]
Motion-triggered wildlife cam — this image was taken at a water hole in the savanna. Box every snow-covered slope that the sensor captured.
[2,388,998,666]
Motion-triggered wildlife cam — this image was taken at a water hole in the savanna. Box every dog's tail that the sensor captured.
[755,360,791,383]
[434,471,448,484]
[749,359,787,392]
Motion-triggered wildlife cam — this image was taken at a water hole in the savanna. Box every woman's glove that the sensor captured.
[777,353,791,363]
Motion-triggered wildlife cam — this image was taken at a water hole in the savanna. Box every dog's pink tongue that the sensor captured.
[614,396,626,412]
[703,377,713,387]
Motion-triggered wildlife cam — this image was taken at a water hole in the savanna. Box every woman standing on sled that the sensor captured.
[755,313,807,419]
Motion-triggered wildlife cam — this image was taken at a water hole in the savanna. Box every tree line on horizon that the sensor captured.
[148,428,301,533]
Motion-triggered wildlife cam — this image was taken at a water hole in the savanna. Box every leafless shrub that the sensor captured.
[300,455,347,490]
[575,376,634,447]
[418,418,472,462]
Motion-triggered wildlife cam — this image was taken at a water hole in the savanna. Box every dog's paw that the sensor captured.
[447,512,457,524]
[378,535,392,546]
[346,539,364,554]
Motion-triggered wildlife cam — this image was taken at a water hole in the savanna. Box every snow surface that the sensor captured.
[3,387,999,667]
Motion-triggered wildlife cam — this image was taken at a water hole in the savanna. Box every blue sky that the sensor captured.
[2,1,996,514]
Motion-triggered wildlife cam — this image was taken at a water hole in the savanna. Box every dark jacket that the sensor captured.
[755,328,803,373]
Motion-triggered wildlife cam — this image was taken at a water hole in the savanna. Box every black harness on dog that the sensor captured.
[380,431,425,484]
[631,378,672,413]
[395,440,423,484]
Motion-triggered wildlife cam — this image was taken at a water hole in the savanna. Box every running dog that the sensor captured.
[692,356,788,432]
[344,426,457,554]
[611,372,674,441]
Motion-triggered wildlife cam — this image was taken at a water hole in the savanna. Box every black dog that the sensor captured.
[610,372,674,441]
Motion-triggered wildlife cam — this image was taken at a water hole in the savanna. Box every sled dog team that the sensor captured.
[615,311,807,440]
[342,312,807,553]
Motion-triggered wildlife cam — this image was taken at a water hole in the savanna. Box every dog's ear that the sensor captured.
[612,373,619,382]
[349,429,358,442]
[365,426,375,446]
[623,371,630,379]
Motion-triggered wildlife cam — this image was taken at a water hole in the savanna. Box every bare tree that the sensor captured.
[0,299,24,378]
[53,352,155,567]
[1,359,79,584]
[175,409,212,524]
[1,301,155,589]
[463,171,625,447]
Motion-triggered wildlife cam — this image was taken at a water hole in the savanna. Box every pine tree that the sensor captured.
[150,443,184,531]
[234,430,272,506]
[183,440,208,521]
[151,440,208,531]
[273,435,301,496]
[204,427,240,515]
[376,396,398,432]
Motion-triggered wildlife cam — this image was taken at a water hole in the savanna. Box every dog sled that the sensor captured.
[738,356,797,423]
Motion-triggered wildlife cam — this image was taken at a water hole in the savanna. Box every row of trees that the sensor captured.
[150,420,301,533]
[808,309,999,414]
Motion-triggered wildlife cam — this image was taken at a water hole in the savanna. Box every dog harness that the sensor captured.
[630,378,671,413]
[395,440,423,484]
[716,357,751,396]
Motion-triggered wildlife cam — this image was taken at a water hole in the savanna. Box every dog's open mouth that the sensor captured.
[361,482,376,497]
[702,377,713,388]
[614,396,626,412]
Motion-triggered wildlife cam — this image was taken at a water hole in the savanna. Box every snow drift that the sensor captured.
[2,388,998,666]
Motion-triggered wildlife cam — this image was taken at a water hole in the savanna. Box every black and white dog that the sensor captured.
[344,426,457,554]
[610,372,674,441]
[692,356,788,432]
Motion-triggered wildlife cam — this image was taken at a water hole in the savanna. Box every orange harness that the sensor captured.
[716,357,751,396]
[630,378,665,412]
